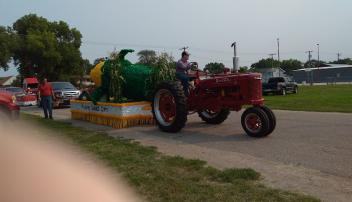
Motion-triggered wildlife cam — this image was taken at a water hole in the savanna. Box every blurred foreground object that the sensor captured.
[0,90,20,120]
[0,120,140,202]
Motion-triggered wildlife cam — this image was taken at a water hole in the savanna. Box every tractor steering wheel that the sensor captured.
[190,62,199,70]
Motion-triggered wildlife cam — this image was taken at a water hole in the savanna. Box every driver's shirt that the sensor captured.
[176,60,191,74]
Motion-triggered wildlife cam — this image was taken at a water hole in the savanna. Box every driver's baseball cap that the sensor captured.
[182,51,190,57]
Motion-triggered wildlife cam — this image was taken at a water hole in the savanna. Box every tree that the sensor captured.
[238,66,249,73]
[329,58,352,65]
[137,50,157,66]
[82,59,93,75]
[251,58,280,70]
[11,14,84,81]
[204,62,225,74]
[0,26,17,70]
[304,59,326,69]
[72,59,92,77]
[280,59,302,75]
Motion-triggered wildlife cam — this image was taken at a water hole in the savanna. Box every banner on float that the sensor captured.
[70,100,154,128]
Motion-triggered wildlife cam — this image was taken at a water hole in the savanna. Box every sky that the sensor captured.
[1,0,352,76]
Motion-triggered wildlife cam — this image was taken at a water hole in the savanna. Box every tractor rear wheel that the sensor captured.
[152,81,187,133]
[260,106,276,136]
[241,107,270,138]
[198,109,230,124]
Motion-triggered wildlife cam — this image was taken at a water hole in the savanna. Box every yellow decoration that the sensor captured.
[71,110,155,129]
[90,61,105,87]
[72,100,152,107]
[70,100,155,129]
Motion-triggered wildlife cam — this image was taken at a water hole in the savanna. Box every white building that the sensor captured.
[254,68,287,83]
[0,76,17,86]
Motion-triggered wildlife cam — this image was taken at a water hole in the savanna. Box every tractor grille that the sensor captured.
[249,76,262,100]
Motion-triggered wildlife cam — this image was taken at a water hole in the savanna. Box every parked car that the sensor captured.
[0,90,20,119]
[3,87,37,106]
[262,77,298,95]
[50,82,80,107]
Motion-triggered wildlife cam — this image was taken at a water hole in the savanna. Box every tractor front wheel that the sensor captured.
[152,81,187,133]
[198,109,230,124]
[260,106,276,136]
[241,107,271,138]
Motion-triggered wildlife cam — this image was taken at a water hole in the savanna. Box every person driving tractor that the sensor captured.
[176,51,197,96]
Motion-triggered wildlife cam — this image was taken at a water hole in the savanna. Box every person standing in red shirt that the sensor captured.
[38,78,55,119]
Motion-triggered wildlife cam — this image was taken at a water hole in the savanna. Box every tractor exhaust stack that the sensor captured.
[231,42,239,73]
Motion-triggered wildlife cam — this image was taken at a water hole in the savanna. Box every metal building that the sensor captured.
[292,64,352,84]
[255,68,287,83]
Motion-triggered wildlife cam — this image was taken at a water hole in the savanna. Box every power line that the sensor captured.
[12,33,352,57]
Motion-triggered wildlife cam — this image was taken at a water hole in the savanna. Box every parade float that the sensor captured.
[73,47,276,137]
[71,49,175,129]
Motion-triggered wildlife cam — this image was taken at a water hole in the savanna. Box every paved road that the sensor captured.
[23,106,352,201]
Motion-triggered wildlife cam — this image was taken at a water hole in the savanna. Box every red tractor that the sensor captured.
[152,70,276,138]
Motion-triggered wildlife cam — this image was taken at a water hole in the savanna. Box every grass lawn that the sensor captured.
[264,84,352,113]
[22,114,319,202]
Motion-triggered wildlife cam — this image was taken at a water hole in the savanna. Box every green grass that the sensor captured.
[264,85,352,113]
[22,114,319,202]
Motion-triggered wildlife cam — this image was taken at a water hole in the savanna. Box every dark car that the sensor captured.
[50,82,80,107]
[262,77,298,95]
[0,90,20,119]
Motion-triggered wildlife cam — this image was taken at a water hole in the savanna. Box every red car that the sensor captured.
[3,87,37,106]
[0,90,20,119]
[23,77,39,95]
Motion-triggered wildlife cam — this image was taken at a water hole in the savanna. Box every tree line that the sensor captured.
[2,14,352,82]
[0,14,91,83]
[250,57,352,75]
[135,50,352,75]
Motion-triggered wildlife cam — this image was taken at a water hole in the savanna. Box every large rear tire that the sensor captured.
[152,81,187,133]
[241,107,270,138]
[198,109,230,124]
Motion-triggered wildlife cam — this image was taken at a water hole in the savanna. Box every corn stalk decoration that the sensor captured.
[109,57,125,102]
[84,49,176,104]
[146,53,176,98]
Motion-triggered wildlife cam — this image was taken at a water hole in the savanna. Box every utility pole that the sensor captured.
[268,53,277,69]
[337,52,342,62]
[180,46,189,52]
[306,50,313,85]
[277,38,280,62]
[316,44,320,82]
[231,42,239,73]
[306,50,313,63]
[316,44,320,65]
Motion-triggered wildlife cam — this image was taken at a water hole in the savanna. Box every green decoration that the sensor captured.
[81,49,175,104]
